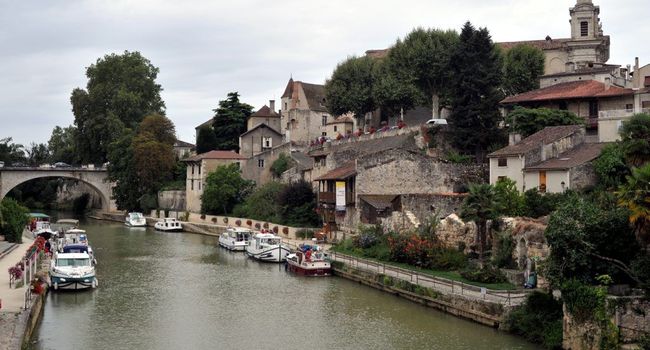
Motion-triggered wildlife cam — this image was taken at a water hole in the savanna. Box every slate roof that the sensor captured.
[250,105,280,118]
[497,38,571,51]
[524,143,605,170]
[488,125,583,157]
[281,78,328,112]
[281,78,294,99]
[182,150,245,162]
[359,195,398,210]
[501,80,633,104]
[239,123,282,138]
[315,161,356,181]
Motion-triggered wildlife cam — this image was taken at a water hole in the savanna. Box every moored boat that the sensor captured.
[50,247,98,291]
[125,212,147,227]
[154,218,183,232]
[286,244,331,276]
[219,227,253,251]
[246,232,291,262]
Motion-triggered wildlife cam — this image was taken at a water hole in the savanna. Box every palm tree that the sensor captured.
[460,183,502,263]
[617,164,650,248]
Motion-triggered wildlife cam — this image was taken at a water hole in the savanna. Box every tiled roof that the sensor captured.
[327,116,354,125]
[359,195,398,210]
[250,105,279,118]
[497,38,570,51]
[239,123,282,138]
[524,143,605,170]
[290,152,313,171]
[488,125,583,157]
[174,140,195,148]
[315,161,356,181]
[502,80,633,104]
[300,82,328,112]
[281,78,294,99]
[183,150,246,162]
[365,49,389,59]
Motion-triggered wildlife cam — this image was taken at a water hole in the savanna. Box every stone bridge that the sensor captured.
[0,167,116,211]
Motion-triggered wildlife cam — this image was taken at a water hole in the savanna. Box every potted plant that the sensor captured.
[235,220,241,226]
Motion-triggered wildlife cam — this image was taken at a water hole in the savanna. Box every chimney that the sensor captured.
[633,57,641,88]
[269,100,275,113]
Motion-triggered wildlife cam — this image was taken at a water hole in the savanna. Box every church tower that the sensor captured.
[566,0,610,70]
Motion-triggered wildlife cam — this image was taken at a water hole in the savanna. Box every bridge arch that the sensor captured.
[0,168,115,211]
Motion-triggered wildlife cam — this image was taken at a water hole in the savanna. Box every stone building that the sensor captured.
[239,123,283,158]
[487,125,604,193]
[323,115,354,138]
[182,150,246,213]
[280,78,333,145]
[239,142,291,186]
[246,102,281,133]
[173,140,195,159]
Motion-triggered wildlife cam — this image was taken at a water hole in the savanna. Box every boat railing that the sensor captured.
[329,251,529,306]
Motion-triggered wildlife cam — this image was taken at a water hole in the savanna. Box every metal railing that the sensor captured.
[329,251,528,306]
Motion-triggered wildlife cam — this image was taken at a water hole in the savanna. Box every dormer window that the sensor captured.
[580,21,588,37]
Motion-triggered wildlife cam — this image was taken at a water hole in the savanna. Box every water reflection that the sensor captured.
[30,219,538,350]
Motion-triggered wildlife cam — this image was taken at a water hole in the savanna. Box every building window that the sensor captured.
[322,132,327,137]
[258,159,265,168]
[497,176,507,182]
[284,102,287,110]
[589,100,599,117]
[334,126,338,132]
[558,101,568,110]
[263,137,272,149]
[322,115,328,126]
[191,165,195,175]
[497,158,507,167]
[580,21,588,37]
[320,158,326,167]
[625,104,633,112]
[191,180,194,191]
[198,165,201,175]
[198,181,201,190]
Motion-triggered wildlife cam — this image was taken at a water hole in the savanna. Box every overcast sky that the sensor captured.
[1,0,648,148]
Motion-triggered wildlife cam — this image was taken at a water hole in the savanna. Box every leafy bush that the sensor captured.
[593,143,630,189]
[270,153,293,178]
[494,178,525,217]
[492,231,515,268]
[522,189,569,218]
[387,233,467,270]
[631,254,650,296]
[232,181,285,223]
[639,334,650,350]
[561,280,607,323]
[429,248,467,270]
[460,264,507,283]
[505,291,563,349]
[1,198,28,243]
[353,225,383,249]
[445,150,473,164]
[278,180,320,227]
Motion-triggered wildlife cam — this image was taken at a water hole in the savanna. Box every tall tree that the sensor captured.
[212,92,253,152]
[48,125,77,164]
[196,125,218,154]
[386,27,459,118]
[201,163,254,215]
[25,142,49,166]
[619,113,650,167]
[0,137,25,165]
[502,44,545,96]
[617,164,650,247]
[448,22,505,159]
[107,129,140,211]
[460,183,501,263]
[325,56,377,126]
[372,57,421,117]
[505,107,584,137]
[71,51,165,163]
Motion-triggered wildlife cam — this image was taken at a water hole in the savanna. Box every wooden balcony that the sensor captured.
[318,192,335,203]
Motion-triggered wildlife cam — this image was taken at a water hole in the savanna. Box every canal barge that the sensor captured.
[246,232,291,262]
[219,227,253,251]
[154,218,183,232]
[125,212,147,227]
[50,248,98,290]
[286,244,331,276]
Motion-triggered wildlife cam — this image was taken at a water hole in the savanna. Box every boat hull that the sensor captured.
[246,246,291,262]
[286,261,331,276]
[154,225,183,232]
[50,275,97,290]
[219,239,247,251]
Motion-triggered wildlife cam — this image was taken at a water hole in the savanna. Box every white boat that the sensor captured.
[246,232,291,262]
[56,228,89,253]
[154,218,183,232]
[50,248,98,290]
[218,227,253,251]
[125,212,147,227]
[286,244,331,277]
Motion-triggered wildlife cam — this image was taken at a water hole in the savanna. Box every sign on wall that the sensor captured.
[335,181,346,211]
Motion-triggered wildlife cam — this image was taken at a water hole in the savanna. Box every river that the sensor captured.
[29,218,538,350]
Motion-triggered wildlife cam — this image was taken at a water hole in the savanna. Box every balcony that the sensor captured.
[318,192,335,203]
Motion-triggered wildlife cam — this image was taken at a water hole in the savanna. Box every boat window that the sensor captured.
[56,258,90,267]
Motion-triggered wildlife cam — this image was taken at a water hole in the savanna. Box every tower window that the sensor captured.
[322,115,328,126]
[580,21,588,37]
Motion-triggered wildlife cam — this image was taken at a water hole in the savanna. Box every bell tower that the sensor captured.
[566,0,609,70]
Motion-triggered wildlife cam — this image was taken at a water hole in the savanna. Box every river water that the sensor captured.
[29,219,538,350]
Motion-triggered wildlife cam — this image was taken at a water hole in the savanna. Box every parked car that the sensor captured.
[425,118,448,125]
[54,162,71,168]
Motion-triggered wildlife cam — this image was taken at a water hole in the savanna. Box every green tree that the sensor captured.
[325,56,377,126]
[48,125,77,164]
[71,51,165,163]
[270,153,293,178]
[494,178,525,216]
[593,143,630,189]
[448,22,505,159]
[617,164,650,247]
[1,198,28,243]
[506,107,584,137]
[132,114,177,195]
[25,142,49,166]
[544,196,641,287]
[233,181,286,222]
[384,27,459,118]
[278,180,320,227]
[212,92,253,152]
[502,44,545,96]
[107,129,141,211]
[460,183,501,262]
[371,58,421,117]
[196,125,218,154]
[201,163,254,215]
[619,113,650,167]
[0,137,25,165]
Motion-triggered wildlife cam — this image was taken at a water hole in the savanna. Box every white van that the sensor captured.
[425,118,448,125]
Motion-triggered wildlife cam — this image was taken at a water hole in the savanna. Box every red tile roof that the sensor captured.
[314,161,356,181]
[524,143,605,170]
[501,80,633,104]
[250,105,279,118]
[488,125,583,157]
[183,150,246,162]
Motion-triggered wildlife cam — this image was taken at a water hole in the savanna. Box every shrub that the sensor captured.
[353,225,383,249]
[429,248,467,270]
[270,153,293,178]
[445,150,473,164]
[492,231,515,268]
[460,264,507,283]
[505,291,563,349]
[1,198,28,243]
[639,334,650,350]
